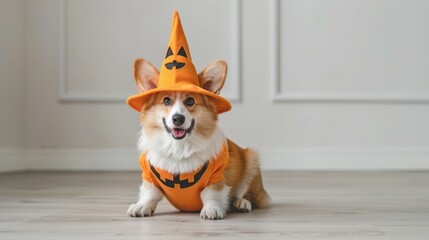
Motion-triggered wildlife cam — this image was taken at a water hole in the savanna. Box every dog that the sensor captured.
[126,10,269,220]
[127,59,269,220]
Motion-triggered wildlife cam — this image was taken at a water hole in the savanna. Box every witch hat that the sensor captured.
[126,11,231,114]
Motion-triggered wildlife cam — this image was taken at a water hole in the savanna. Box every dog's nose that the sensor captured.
[172,114,185,126]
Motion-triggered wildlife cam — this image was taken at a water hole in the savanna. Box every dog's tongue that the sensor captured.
[172,128,186,138]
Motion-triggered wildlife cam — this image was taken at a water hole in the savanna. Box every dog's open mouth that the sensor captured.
[162,118,195,140]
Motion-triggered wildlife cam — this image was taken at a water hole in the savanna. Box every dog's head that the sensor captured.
[133,59,227,144]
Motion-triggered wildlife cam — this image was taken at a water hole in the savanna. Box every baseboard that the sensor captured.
[259,148,429,170]
[0,148,28,172]
[2,148,429,172]
[27,148,140,171]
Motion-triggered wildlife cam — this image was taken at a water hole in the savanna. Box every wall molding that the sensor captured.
[2,147,429,172]
[270,0,429,103]
[58,0,242,103]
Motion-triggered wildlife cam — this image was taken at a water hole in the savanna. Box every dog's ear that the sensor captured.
[198,60,227,94]
[134,58,159,93]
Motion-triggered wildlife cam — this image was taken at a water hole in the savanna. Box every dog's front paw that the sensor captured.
[233,198,252,212]
[200,203,226,220]
[127,202,156,217]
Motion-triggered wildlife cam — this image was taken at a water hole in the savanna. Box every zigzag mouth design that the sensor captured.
[150,162,208,189]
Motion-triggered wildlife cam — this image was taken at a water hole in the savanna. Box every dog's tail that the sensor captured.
[245,149,271,209]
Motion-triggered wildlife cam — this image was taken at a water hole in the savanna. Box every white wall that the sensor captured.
[2,0,429,171]
[0,0,27,171]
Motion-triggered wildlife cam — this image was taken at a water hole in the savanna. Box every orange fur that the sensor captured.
[225,140,270,209]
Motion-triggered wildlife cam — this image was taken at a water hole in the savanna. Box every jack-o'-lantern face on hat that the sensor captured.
[164,46,187,70]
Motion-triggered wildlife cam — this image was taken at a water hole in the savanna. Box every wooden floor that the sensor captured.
[0,171,428,239]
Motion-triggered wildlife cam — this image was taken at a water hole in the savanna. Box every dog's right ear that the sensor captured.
[134,58,159,93]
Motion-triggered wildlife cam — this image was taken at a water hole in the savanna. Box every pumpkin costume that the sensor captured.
[139,143,229,212]
[127,11,232,212]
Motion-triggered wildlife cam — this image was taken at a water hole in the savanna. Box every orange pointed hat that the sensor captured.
[127,11,231,114]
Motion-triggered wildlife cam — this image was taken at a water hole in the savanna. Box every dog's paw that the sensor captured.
[127,202,156,217]
[200,204,226,220]
[233,198,252,213]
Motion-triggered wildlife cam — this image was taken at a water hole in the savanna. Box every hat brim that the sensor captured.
[126,84,232,114]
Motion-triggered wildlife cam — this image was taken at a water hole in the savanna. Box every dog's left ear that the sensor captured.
[198,60,227,94]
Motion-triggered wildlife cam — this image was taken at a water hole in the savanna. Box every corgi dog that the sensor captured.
[127,59,269,219]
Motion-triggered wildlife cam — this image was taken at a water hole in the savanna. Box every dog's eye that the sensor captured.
[184,97,195,107]
[163,97,172,106]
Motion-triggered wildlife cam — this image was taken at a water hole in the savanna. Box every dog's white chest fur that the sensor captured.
[138,127,226,174]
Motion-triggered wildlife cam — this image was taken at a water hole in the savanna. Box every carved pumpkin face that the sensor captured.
[150,162,208,189]
[164,46,188,70]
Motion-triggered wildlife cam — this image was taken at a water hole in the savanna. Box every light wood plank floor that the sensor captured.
[0,171,428,239]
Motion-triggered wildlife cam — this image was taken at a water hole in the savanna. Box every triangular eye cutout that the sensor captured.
[177,46,187,58]
[165,47,174,59]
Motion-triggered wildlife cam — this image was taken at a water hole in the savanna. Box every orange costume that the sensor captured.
[139,143,229,212]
